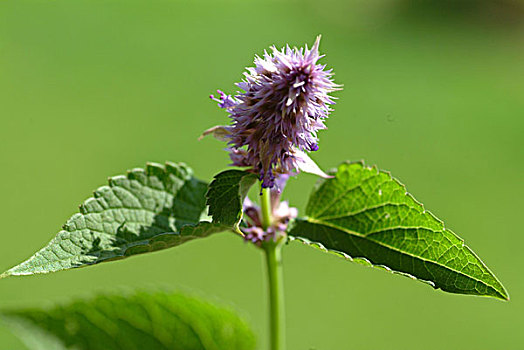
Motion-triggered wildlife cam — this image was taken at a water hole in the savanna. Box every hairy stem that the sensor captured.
[264,242,285,350]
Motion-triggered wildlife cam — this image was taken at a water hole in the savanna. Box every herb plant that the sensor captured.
[1,37,508,350]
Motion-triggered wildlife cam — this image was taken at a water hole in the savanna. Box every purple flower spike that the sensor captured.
[210,90,238,109]
[209,36,339,188]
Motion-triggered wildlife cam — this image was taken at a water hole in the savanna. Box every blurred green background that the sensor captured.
[0,0,523,349]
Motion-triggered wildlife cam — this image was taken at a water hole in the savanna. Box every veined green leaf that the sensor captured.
[1,162,226,278]
[1,290,256,350]
[288,161,508,300]
[206,170,257,230]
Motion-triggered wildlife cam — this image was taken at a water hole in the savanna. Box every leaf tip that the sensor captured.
[499,288,510,302]
[488,289,510,302]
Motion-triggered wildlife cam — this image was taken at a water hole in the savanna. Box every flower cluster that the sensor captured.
[207,36,339,188]
[242,197,298,245]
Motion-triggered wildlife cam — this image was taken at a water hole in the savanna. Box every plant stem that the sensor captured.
[264,242,285,350]
[260,187,272,230]
[260,186,286,350]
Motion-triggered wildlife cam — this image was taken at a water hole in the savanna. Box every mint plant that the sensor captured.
[1,37,508,350]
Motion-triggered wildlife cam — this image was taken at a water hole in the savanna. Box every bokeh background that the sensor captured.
[1,0,523,349]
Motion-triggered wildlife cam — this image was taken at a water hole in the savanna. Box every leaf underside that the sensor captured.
[288,161,508,300]
[1,290,256,350]
[1,162,227,278]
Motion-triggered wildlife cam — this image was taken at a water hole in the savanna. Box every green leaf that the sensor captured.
[288,161,508,300]
[1,290,256,350]
[206,170,257,229]
[1,162,226,278]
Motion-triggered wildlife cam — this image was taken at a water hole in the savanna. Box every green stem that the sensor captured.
[260,186,285,350]
[264,242,285,350]
[260,187,272,230]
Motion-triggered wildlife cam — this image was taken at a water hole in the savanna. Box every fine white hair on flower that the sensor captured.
[207,36,340,188]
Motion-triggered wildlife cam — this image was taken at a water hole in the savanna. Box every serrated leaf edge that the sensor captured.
[205,170,257,236]
[0,162,219,279]
[296,160,509,300]
[288,235,437,288]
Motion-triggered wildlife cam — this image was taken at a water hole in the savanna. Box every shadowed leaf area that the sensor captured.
[1,290,256,350]
[288,161,508,300]
[206,170,257,228]
[1,162,228,277]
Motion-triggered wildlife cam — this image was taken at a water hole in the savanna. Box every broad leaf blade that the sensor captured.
[288,161,508,300]
[1,162,226,277]
[1,291,256,350]
[206,170,257,228]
